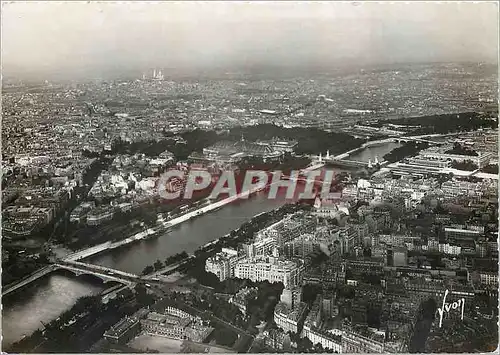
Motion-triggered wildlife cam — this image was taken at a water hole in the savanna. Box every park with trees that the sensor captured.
[373,112,497,135]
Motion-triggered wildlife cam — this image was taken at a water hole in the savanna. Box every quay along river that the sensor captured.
[2,142,399,348]
[2,192,287,347]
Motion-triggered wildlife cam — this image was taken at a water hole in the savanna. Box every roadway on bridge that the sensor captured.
[3,261,148,296]
[54,263,137,286]
[58,260,138,278]
[2,265,57,296]
[327,134,448,161]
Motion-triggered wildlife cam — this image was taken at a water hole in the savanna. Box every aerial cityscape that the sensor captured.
[1,1,498,354]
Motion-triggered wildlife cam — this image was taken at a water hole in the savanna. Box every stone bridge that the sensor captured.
[54,260,139,286]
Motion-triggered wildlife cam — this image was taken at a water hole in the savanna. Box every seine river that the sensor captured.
[2,142,399,347]
[2,273,106,348]
[2,193,287,347]
[348,141,403,162]
[85,192,288,274]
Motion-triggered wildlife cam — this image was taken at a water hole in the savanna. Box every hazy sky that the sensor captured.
[2,1,498,78]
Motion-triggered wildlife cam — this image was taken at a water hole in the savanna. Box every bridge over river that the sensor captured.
[308,134,447,169]
[4,143,428,298]
[2,261,157,296]
[2,265,58,296]
[3,160,331,297]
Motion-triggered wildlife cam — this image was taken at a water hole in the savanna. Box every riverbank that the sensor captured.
[3,201,303,349]
[64,182,274,262]
[0,139,392,344]
[144,203,308,280]
[2,272,107,349]
[177,202,311,287]
[64,162,321,263]
[386,162,500,180]
[3,191,290,330]
[5,291,139,353]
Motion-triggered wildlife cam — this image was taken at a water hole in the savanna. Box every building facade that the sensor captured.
[234,257,304,288]
[205,248,240,281]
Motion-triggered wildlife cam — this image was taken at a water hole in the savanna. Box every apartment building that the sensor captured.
[205,248,240,281]
[273,301,309,334]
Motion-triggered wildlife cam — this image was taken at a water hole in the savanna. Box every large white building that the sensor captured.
[86,207,114,226]
[479,272,498,286]
[234,257,304,288]
[243,236,278,259]
[302,327,342,353]
[441,180,493,199]
[280,287,302,309]
[342,328,386,353]
[140,307,212,342]
[299,295,343,352]
[205,248,240,281]
[420,150,493,168]
[444,226,484,240]
[274,301,309,334]
[438,243,462,256]
[283,233,318,259]
[256,138,298,153]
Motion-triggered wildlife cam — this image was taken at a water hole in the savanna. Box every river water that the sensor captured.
[2,192,287,347]
[2,272,106,348]
[349,142,403,162]
[2,142,400,347]
[85,192,288,274]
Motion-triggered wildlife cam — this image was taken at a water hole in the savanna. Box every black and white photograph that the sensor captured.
[1,1,498,353]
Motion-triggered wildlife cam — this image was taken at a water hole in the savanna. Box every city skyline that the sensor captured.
[2,1,498,80]
[1,1,498,354]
